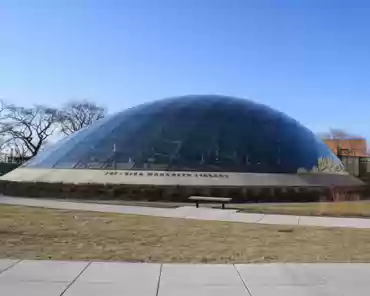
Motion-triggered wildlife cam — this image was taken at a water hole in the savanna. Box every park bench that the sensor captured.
[188,196,232,209]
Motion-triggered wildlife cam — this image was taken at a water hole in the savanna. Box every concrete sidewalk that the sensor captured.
[0,259,369,295]
[2,195,370,229]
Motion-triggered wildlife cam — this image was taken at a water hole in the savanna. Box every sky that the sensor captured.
[1,0,370,139]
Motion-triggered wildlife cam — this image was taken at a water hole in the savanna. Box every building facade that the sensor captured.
[323,138,370,178]
[324,139,368,157]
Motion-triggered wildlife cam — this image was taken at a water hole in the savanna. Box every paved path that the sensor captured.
[2,195,370,229]
[0,259,369,295]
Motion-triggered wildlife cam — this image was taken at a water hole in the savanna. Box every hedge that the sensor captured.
[0,180,365,203]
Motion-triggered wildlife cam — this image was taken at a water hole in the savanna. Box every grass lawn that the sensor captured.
[2,205,370,263]
[235,201,370,218]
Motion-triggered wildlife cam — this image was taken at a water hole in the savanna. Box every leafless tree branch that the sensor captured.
[318,128,363,140]
[58,100,107,135]
[0,103,59,157]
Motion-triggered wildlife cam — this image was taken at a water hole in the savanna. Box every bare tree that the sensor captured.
[0,104,60,157]
[0,138,10,162]
[318,128,362,140]
[0,100,8,160]
[58,100,106,135]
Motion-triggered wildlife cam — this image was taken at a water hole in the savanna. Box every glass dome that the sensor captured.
[23,95,344,174]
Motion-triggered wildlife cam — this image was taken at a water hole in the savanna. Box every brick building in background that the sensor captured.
[324,138,369,177]
[324,138,368,157]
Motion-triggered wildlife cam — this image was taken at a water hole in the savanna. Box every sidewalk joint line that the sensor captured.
[60,261,92,296]
[155,264,163,296]
[234,264,253,296]
[255,214,265,223]
[0,259,21,275]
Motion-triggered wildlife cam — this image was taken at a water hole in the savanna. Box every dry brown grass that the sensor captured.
[237,201,370,218]
[2,205,370,263]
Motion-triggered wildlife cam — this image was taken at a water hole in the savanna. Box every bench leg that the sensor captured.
[196,201,199,208]
[222,203,225,209]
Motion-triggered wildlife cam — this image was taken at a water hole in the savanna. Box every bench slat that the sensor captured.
[188,196,232,202]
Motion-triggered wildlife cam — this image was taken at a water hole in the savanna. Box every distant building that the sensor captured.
[324,138,368,157]
[8,156,31,164]
[323,138,370,177]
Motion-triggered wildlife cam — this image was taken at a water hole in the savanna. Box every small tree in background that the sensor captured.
[318,128,362,140]
[58,100,107,135]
